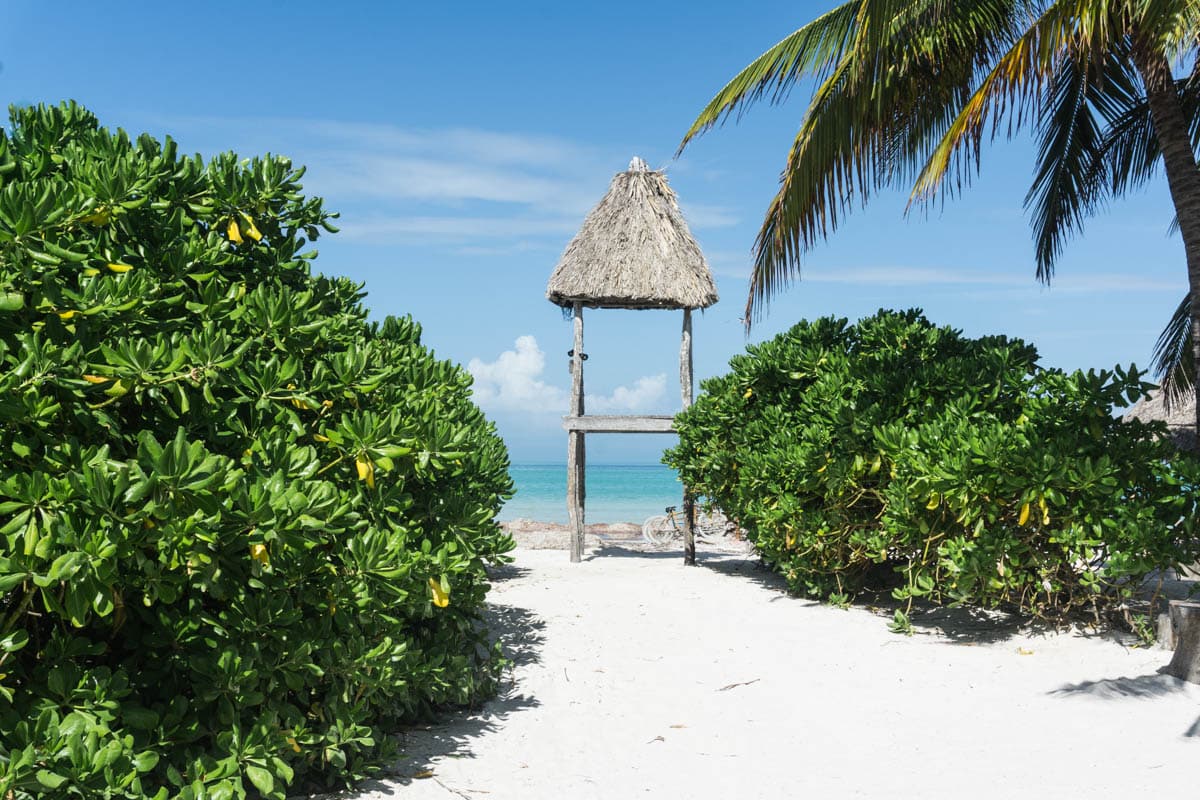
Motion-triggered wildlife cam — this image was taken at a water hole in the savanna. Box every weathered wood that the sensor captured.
[567,430,585,563]
[1166,600,1200,683]
[562,415,675,433]
[681,309,695,565]
[571,303,585,416]
[681,308,693,410]
[566,303,587,562]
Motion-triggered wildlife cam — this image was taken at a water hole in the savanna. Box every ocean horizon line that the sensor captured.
[511,462,673,468]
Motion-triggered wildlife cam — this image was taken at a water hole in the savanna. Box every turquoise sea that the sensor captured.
[499,464,684,524]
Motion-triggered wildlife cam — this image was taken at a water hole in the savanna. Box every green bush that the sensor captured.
[666,309,1200,619]
[0,102,514,799]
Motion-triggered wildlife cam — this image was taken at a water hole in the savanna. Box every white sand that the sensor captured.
[327,540,1200,800]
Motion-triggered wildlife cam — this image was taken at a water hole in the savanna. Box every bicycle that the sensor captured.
[641,505,735,546]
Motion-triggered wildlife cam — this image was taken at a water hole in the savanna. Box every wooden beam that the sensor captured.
[567,303,585,563]
[681,308,693,409]
[570,303,584,416]
[562,415,675,433]
[681,309,695,566]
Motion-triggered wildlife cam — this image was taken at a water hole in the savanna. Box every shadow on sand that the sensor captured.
[1051,671,1200,737]
[330,601,548,795]
[582,542,1140,644]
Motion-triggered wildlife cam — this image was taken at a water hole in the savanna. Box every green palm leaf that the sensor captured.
[1152,293,1194,408]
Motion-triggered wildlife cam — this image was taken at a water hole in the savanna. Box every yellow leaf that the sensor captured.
[227,218,243,244]
[356,455,375,489]
[58,309,77,320]
[106,262,133,273]
[240,212,262,241]
[287,736,300,753]
[1039,497,1049,526]
[313,433,330,443]
[82,267,100,277]
[429,577,449,608]
[83,374,110,384]
[250,543,270,566]
[1017,647,1034,656]
[413,770,435,780]
[997,559,1005,577]
[743,388,753,398]
[80,206,111,225]
[925,493,940,510]
[1018,502,1030,526]
[785,533,795,548]
[869,455,881,475]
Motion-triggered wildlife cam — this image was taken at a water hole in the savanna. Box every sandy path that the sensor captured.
[333,542,1199,800]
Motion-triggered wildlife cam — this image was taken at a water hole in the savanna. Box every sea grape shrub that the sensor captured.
[0,102,514,799]
[665,309,1199,618]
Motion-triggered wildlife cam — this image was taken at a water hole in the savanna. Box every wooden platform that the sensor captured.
[561,414,676,433]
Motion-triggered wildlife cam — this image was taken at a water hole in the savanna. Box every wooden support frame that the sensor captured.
[567,303,586,563]
[680,309,695,565]
[564,306,698,565]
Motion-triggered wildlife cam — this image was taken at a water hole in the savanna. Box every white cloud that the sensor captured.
[339,215,580,242]
[679,202,739,230]
[468,336,567,413]
[468,336,668,414]
[588,374,669,413]
[803,265,1180,293]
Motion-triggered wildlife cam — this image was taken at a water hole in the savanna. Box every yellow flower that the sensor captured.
[250,543,270,566]
[355,455,375,489]
[429,577,449,608]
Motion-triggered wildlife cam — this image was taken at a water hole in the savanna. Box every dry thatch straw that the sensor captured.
[1124,389,1198,451]
[546,157,718,310]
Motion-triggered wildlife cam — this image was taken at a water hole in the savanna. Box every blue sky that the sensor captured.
[2,1,1185,464]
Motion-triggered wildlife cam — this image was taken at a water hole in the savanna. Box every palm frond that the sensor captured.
[1152,292,1194,409]
[1024,49,1142,282]
[912,0,1132,201]
[678,2,860,154]
[1025,56,1107,283]
[740,0,1031,324]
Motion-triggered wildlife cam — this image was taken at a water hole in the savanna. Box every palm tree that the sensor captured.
[679,0,1200,428]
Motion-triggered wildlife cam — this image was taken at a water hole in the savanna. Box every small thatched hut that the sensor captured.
[547,157,719,565]
[546,157,718,311]
[1124,390,1198,451]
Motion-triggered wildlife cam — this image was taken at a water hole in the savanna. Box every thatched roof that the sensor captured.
[1124,390,1198,451]
[546,157,718,310]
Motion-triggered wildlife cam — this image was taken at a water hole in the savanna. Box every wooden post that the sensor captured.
[567,302,586,563]
[1166,600,1200,683]
[680,309,696,566]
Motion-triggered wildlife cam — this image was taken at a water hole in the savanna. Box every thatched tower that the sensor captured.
[546,157,718,310]
[548,157,718,564]
[1124,390,1198,451]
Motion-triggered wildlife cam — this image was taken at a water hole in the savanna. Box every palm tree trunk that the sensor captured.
[1132,43,1200,445]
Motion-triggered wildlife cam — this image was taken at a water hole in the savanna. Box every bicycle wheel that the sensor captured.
[694,509,724,538]
[642,515,676,546]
